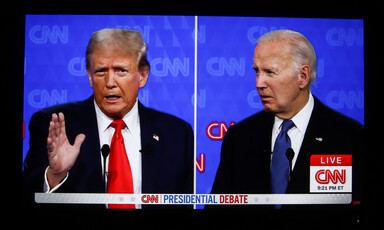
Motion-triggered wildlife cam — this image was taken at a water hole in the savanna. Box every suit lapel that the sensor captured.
[65,96,104,193]
[138,102,160,193]
[243,111,274,193]
[256,112,274,193]
[287,97,327,193]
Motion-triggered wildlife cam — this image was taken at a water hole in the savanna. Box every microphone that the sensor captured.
[101,144,110,159]
[101,144,110,192]
[286,148,295,178]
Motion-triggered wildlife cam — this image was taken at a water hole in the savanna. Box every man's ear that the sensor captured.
[298,65,311,89]
[87,70,94,88]
[139,67,149,88]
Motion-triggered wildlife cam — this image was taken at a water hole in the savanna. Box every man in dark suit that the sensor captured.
[22,28,193,209]
[210,30,364,208]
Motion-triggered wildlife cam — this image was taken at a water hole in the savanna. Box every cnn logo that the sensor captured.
[315,169,346,184]
[141,195,159,203]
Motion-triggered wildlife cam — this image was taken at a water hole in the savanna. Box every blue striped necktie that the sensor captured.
[271,120,295,195]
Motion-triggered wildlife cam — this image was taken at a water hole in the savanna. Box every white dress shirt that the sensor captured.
[271,93,314,171]
[95,99,142,209]
[94,99,142,191]
[44,98,142,208]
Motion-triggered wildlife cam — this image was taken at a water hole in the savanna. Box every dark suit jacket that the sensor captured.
[22,96,194,209]
[210,96,364,209]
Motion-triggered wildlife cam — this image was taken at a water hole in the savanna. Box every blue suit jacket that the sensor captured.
[22,96,194,209]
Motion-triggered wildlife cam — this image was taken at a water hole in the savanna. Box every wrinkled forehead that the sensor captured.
[90,43,138,66]
[254,40,292,58]
[253,41,292,67]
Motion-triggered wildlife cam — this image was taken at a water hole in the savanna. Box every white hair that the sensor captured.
[257,29,317,84]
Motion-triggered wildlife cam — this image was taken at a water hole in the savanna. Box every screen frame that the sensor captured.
[9,0,380,227]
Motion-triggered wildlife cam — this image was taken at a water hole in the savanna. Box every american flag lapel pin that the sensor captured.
[153,134,160,141]
[315,137,323,142]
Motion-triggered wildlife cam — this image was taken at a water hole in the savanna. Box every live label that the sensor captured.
[310,155,352,193]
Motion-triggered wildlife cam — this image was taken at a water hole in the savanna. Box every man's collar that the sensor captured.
[94,99,140,134]
[274,93,314,134]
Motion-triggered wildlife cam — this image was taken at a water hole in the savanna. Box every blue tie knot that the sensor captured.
[281,120,294,133]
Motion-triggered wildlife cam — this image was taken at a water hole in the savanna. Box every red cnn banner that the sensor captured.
[310,155,352,166]
[310,155,352,193]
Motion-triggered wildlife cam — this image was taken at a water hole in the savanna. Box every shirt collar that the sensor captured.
[94,98,140,135]
[273,93,314,135]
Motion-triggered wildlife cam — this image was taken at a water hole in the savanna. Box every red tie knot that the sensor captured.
[110,119,126,131]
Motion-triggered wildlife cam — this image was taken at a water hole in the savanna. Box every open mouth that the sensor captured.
[105,95,121,102]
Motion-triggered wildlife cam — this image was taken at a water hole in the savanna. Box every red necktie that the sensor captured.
[107,119,135,209]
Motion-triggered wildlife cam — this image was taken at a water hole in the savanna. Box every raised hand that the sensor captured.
[46,112,86,189]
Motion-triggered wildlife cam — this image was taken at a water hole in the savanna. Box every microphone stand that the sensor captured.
[101,144,110,193]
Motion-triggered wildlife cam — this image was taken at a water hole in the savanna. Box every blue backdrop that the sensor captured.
[23,14,195,166]
[23,15,364,209]
[195,16,363,208]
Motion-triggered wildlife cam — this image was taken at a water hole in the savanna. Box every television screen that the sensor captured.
[21,13,369,225]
